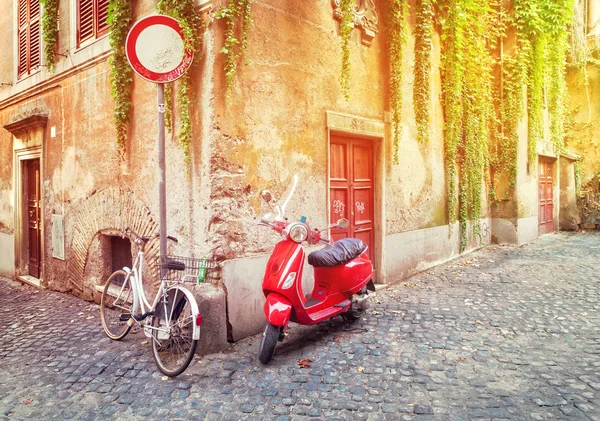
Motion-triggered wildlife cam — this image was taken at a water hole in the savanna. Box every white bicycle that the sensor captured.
[99,227,213,377]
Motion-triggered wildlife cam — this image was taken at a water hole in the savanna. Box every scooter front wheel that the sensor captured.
[258,323,280,364]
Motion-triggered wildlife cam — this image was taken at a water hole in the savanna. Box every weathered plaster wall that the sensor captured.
[207,0,389,262]
[0,3,214,295]
[560,157,580,230]
[0,0,12,85]
[0,132,13,234]
[386,19,448,235]
[566,65,600,183]
[385,218,492,283]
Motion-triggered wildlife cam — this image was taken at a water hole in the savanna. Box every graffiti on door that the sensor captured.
[355,201,365,214]
[333,199,345,217]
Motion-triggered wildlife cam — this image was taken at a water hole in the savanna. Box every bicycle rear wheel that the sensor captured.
[151,288,198,377]
[100,270,133,340]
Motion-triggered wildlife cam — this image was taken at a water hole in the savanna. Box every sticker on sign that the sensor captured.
[126,15,194,83]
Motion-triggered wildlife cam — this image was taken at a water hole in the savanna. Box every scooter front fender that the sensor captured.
[264,293,293,327]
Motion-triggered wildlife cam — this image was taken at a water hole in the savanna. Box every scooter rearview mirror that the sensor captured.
[336,218,349,229]
[261,212,276,224]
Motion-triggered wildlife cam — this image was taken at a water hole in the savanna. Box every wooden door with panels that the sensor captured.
[24,159,41,278]
[329,135,374,262]
[538,158,554,235]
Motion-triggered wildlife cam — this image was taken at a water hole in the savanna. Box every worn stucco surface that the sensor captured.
[567,65,600,183]
[0,0,574,345]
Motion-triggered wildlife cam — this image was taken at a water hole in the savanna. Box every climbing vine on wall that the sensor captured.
[40,0,59,74]
[491,53,526,200]
[338,0,354,99]
[215,0,253,100]
[545,1,574,155]
[387,0,408,163]
[513,0,575,165]
[157,0,204,168]
[438,0,501,251]
[413,0,433,145]
[107,0,132,159]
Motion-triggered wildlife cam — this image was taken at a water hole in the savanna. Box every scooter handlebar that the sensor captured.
[258,219,287,233]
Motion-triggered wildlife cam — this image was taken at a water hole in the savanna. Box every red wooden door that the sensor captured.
[25,159,41,278]
[330,135,374,261]
[538,158,554,235]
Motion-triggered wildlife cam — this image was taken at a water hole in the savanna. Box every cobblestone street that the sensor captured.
[1,232,599,420]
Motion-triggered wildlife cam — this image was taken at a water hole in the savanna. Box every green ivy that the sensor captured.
[157,0,204,168]
[513,0,574,166]
[215,0,253,100]
[413,0,433,145]
[178,74,194,167]
[107,0,132,159]
[338,0,354,99]
[40,0,59,74]
[439,0,500,251]
[164,83,174,133]
[384,0,575,250]
[546,0,573,155]
[387,0,408,164]
[491,53,526,200]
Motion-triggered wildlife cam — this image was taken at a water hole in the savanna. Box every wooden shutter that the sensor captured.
[78,0,110,46]
[78,0,94,45]
[97,0,110,35]
[17,0,41,77]
[18,0,28,76]
[29,1,41,70]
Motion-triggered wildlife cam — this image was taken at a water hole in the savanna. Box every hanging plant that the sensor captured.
[157,0,205,168]
[107,0,132,159]
[413,0,434,145]
[164,83,174,133]
[491,53,526,200]
[439,0,500,251]
[513,0,574,166]
[545,0,574,155]
[215,0,253,100]
[40,0,59,74]
[338,0,354,99]
[387,0,408,164]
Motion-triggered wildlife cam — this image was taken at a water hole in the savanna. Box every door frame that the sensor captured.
[14,146,44,285]
[326,111,385,283]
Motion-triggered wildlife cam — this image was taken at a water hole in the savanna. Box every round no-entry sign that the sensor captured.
[126,15,194,83]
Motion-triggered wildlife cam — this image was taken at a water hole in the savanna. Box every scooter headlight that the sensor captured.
[288,223,308,243]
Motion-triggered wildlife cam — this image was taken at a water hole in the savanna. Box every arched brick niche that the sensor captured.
[67,188,159,298]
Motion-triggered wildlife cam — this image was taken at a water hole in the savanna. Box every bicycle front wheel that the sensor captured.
[100,270,133,340]
[151,288,198,377]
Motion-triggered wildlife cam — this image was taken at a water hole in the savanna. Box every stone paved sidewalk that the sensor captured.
[1,232,599,420]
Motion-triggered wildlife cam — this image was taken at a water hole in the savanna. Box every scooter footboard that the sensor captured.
[264,293,293,327]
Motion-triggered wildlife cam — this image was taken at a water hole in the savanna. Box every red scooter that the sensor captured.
[257,176,374,364]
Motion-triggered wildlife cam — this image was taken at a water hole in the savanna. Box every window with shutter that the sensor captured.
[17,0,41,78]
[77,0,110,46]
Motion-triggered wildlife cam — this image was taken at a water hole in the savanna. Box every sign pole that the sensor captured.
[158,83,167,262]
[125,14,194,273]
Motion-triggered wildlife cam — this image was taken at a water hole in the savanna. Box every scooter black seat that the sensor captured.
[308,238,366,267]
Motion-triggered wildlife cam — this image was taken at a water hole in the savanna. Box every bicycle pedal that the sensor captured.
[119,312,132,322]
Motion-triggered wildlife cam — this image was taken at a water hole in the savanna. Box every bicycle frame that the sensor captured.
[122,248,201,341]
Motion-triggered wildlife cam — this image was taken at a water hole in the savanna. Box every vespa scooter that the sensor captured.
[257,175,375,364]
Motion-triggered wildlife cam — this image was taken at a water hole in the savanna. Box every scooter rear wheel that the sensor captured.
[343,287,369,321]
[258,323,280,364]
